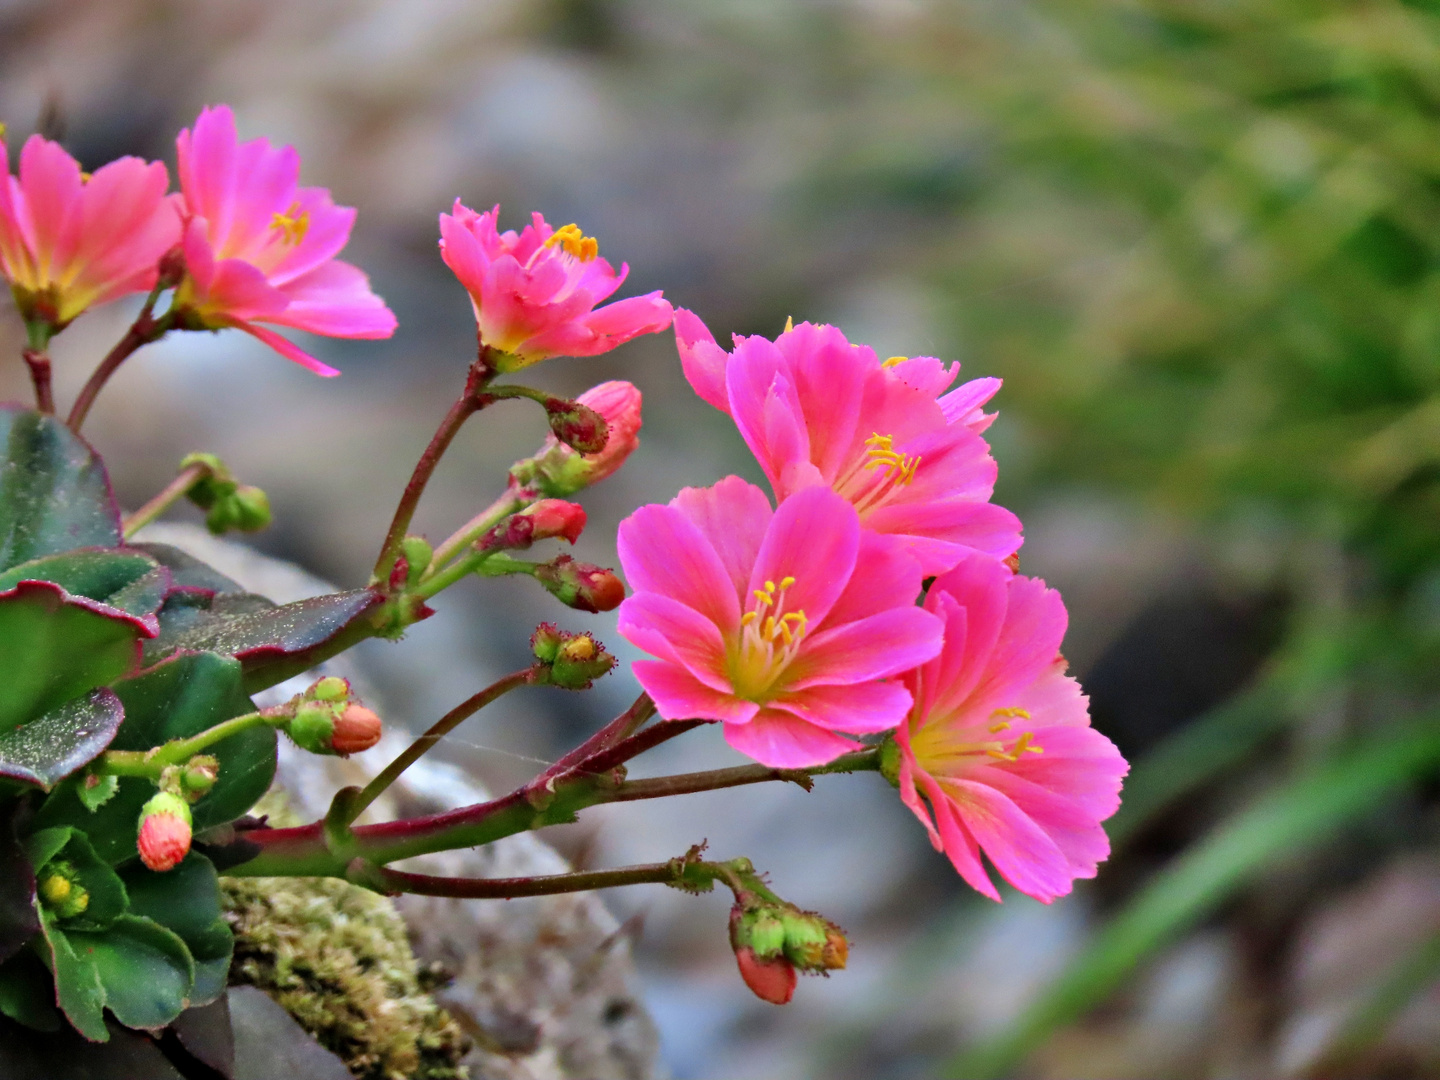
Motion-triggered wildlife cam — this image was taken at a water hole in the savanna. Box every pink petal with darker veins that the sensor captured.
[616,592,730,691]
[617,503,742,634]
[771,680,915,734]
[746,486,858,631]
[723,709,864,768]
[632,659,758,725]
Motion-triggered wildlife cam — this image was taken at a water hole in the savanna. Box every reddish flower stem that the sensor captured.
[378,855,743,899]
[523,692,656,799]
[67,292,172,432]
[371,344,497,585]
[121,462,208,538]
[22,349,54,414]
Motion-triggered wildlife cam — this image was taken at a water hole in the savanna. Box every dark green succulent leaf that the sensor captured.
[129,541,246,595]
[0,548,160,607]
[74,913,194,1031]
[0,407,120,574]
[34,653,274,863]
[0,947,61,1032]
[0,1012,187,1076]
[121,853,232,1007]
[0,580,151,731]
[106,566,173,620]
[39,908,107,1041]
[145,588,384,692]
[0,798,39,965]
[0,690,125,792]
[26,827,128,932]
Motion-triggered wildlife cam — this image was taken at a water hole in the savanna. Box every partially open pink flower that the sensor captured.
[617,477,943,767]
[675,310,1021,576]
[895,553,1128,903]
[439,202,672,370]
[0,135,180,331]
[173,105,396,375]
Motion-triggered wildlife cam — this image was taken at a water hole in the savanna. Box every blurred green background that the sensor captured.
[2,1,1438,1077]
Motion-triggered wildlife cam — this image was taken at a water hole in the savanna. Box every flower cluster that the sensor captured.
[620,312,1128,904]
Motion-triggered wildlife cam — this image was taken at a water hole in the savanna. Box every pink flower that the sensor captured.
[439,202,673,370]
[0,135,180,331]
[895,553,1128,903]
[617,477,944,767]
[173,105,396,375]
[674,310,1021,576]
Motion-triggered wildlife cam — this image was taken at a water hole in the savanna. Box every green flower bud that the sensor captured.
[400,535,433,584]
[313,676,350,702]
[229,485,271,531]
[288,702,337,755]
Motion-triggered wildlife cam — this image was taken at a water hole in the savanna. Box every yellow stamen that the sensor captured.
[731,574,808,700]
[79,171,92,183]
[784,316,794,333]
[544,223,599,261]
[271,201,310,245]
[988,721,1012,734]
[883,355,907,367]
[986,730,1045,762]
[991,707,1031,720]
[863,433,921,485]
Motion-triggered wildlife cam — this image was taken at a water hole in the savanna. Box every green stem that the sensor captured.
[339,667,539,826]
[121,463,208,538]
[426,491,527,573]
[98,709,279,778]
[377,854,751,900]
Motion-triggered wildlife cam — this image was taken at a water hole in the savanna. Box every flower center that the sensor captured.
[730,576,808,701]
[270,202,310,246]
[864,433,920,486]
[910,707,1045,772]
[544,223,599,261]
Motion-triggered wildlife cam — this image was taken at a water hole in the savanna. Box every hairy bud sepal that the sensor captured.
[280,677,384,756]
[531,623,616,689]
[545,398,609,454]
[534,554,625,612]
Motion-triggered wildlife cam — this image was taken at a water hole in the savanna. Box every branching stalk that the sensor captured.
[67,285,172,431]
[97,708,283,778]
[121,462,208,538]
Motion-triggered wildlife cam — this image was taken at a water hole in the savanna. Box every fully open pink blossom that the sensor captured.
[895,553,1128,903]
[439,202,673,370]
[674,310,1021,576]
[0,135,180,330]
[617,477,943,767]
[173,105,396,375]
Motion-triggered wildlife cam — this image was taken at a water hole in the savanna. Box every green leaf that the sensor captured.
[0,689,125,791]
[0,798,38,965]
[0,948,61,1032]
[77,773,119,812]
[0,549,160,611]
[121,854,232,1007]
[33,653,275,863]
[39,909,107,1041]
[947,719,1440,1079]
[0,407,120,574]
[75,914,194,1031]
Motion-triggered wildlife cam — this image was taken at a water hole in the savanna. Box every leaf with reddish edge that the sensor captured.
[0,408,121,573]
[0,798,39,966]
[143,588,386,693]
[0,691,125,791]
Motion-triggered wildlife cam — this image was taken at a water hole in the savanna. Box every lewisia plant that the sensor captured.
[0,103,1125,1070]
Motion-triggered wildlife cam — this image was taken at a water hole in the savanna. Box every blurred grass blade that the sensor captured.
[1106,674,1290,849]
[946,719,1440,1080]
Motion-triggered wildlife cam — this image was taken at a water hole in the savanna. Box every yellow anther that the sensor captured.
[780,576,795,589]
[753,589,773,607]
[883,355,907,367]
[544,223,599,261]
[38,874,71,905]
[784,316,794,333]
[79,171,92,183]
[270,202,310,245]
[991,707,1032,720]
[986,730,1045,762]
[988,721,1012,734]
[741,611,758,626]
[561,636,595,662]
[863,433,920,485]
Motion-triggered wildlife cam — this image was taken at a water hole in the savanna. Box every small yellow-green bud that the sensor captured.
[312,676,350,702]
[400,536,433,584]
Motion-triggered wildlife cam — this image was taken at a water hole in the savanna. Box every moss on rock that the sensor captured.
[222,875,470,1080]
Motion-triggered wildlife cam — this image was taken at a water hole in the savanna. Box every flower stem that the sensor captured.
[426,490,527,574]
[22,349,54,414]
[121,462,207,538]
[97,708,282,778]
[67,287,171,432]
[524,692,655,798]
[371,348,496,585]
[338,667,540,827]
[377,853,749,900]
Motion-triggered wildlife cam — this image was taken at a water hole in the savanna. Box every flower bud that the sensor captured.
[531,622,565,664]
[288,701,336,755]
[331,704,383,755]
[37,862,90,919]
[534,555,625,613]
[729,904,796,1004]
[545,399,608,454]
[734,947,797,1005]
[479,500,587,553]
[312,676,350,702]
[509,381,643,497]
[229,485,271,532]
[137,792,193,872]
[532,625,616,689]
[780,909,848,973]
[181,755,219,795]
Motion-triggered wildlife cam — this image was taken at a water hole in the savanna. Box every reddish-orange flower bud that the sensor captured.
[734,946,796,1005]
[534,555,625,612]
[510,381,643,497]
[137,793,192,872]
[480,500,587,552]
[331,703,383,755]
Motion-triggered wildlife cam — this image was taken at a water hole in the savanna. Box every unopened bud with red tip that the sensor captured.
[779,909,848,973]
[729,905,796,1004]
[331,703,383,755]
[478,500,587,553]
[137,792,192,872]
[534,554,625,612]
[545,398,608,454]
[510,381,643,497]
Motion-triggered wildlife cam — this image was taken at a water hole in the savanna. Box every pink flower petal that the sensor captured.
[232,322,341,376]
[616,592,730,692]
[746,486,858,631]
[675,307,730,412]
[632,660,757,725]
[617,503,742,634]
[942,777,1075,903]
[771,680,914,734]
[790,606,942,689]
[722,709,863,768]
[669,476,772,600]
